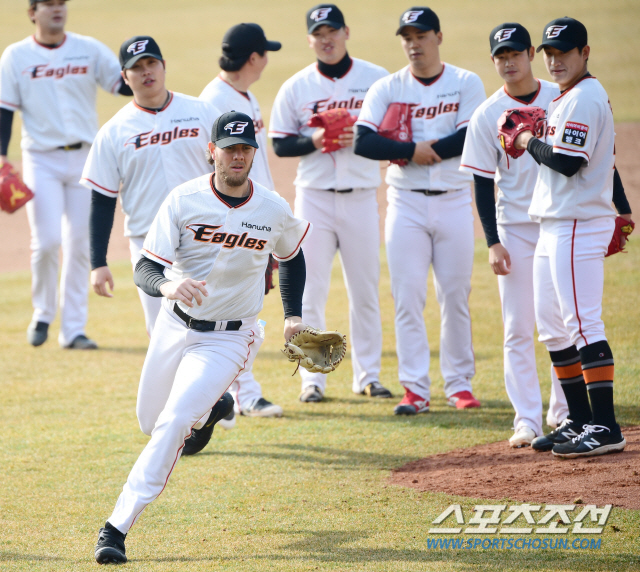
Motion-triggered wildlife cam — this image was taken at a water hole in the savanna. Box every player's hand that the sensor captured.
[311,127,325,150]
[91,266,115,298]
[284,316,305,342]
[514,130,535,150]
[411,140,442,165]
[160,279,208,308]
[488,243,511,275]
[337,125,354,148]
[0,156,8,167]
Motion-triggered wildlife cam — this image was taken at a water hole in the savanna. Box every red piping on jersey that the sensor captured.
[503,79,541,104]
[570,220,588,346]
[143,249,173,266]
[456,119,470,129]
[217,74,251,101]
[110,76,122,95]
[410,63,446,86]
[210,174,254,208]
[82,177,118,194]
[32,34,67,50]
[460,164,495,175]
[268,130,299,137]
[0,99,19,110]
[553,145,590,160]
[133,91,174,114]
[273,222,311,261]
[358,119,379,130]
[552,76,596,102]
[316,59,353,82]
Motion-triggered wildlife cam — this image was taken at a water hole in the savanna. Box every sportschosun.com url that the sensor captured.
[426,537,602,550]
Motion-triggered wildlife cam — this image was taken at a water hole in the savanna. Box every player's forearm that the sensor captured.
[473,174,500,247]
[353,125,415,161]
[0,108,14,157]
[612,167,632,215]
[431,127,467,159]
[526,137,583,177]
[272,136,317,158]
[278,249,306,319]
[89,190,117,270]
[133,257,170,297]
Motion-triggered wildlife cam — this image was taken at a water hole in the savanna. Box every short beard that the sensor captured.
[215,157,253,188]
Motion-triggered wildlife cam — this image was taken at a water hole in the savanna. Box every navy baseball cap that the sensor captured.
[119,36,163,70]
[222,23,281,59]
[211,111,259,149]
[537,17,588,53]
[307,4,346,34]
[490,23,532,56]
[396,7,440,35]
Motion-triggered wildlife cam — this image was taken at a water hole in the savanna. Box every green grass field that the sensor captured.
[1,243,639,570]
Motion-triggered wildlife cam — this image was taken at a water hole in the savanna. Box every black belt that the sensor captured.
[411,189,447,195]
[173,305,242,332]
[325,188,353,193]
[58,142,83,151]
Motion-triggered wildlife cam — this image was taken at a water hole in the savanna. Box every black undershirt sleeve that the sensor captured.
[89,190,117,270]
[353,125,416,161]
[117,80,134,97]
[612,167,632,215]
[278,249,306,319]
[133,257,170,298]
[526,137,584,177]
[473,174,500,247]
[0,108,14,156]
[272,136,317,158]
[431,127,467,159]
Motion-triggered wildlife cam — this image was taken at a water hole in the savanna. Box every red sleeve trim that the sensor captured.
[273,222,311,261]
[81,177,118,194]
[110,76,122,95]
[357,119,379,129]
[552,145,590,160]
[0,99,19,110]
[460,164,495,175]
[143,249,173,266]
[268,130,299,137]
[456,119,470,128]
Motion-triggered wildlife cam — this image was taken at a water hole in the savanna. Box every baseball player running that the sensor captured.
[512,18,630,457]
[269,4,391,403]
[460,23,568,447]
[0,0,131,349]
[94,111,311,564]
[354,7,485,414]
[199,23,284,418]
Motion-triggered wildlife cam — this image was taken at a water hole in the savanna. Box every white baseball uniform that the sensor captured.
[80,91,220,336]
[107,174,310,533]
[460,79,568,434]
[269,57,387,395]
[356,63,485,402]
[0,32,123,345]
[529,76,616,352]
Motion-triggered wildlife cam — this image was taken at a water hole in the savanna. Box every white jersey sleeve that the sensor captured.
[81,129,120,196]
[354,77,392,132]
[92,37,124,95]
[272,199,312,261]
[460,108,497,177]
[269,80,302,138]
[0,46,21,110]
[456,73,486,130]
[142,193,181,268]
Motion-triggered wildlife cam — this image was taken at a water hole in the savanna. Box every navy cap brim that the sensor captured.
[396,23,434,35]
[215,137,259,149]
[122,53,163,70]
[536,40,578,53]
[491,41,530,56]
[266,40,282,51]
[308,20,343,33]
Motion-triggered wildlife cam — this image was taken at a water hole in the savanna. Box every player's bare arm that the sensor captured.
[412,139,441,165]
[91,267,115,298]
[488,243,512,276]
[159,279,208,308]
[284,316,305,341]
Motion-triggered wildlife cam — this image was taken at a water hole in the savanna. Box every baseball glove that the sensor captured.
[379,102,413,166]
[0,163,34,214]
[497,106,546,160]
[281,327,347,374]
[606,216,635,257]
[264,254,278,295]
[307,108,356,153]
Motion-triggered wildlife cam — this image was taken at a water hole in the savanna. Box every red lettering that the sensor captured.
[179,128,189,138]
[415,108,425,118]
[161,131,172,145]
[443,103,454,113]
[355,100,362,109]
[190,128,199,137]
[150,133,160,145]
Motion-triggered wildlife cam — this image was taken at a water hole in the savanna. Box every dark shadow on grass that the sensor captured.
[98,346,148,355]
[0,552,66,562]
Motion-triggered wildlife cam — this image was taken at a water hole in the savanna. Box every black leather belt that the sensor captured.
[411,189,447,195]
[173,305,242,332]
[325,188,353,193]
[58,142,83,151]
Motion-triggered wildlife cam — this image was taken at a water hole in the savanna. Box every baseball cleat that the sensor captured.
[531,418,582,452]
[64,334,98,350]
[27,321,49,347]
[447,390,481,409]
[182,392,234,456]
[361,381,393,398]
[299,385,323,403]
[552,424,626,458]
[241,397,283,417]
[218,409,236,430]
[394,389,429,415]
[95,521,127,565]
[509,426,537,448]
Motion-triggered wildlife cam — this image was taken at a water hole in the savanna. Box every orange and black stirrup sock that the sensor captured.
[580,340,617,429]
[549,346,591,426]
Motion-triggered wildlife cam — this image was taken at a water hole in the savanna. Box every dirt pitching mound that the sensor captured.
[392,426,640,510]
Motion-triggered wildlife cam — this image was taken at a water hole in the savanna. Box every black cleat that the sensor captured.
[361,381,393,398]
[552,424,626,458]
[182,392,234,456]
[95,521,127,565]
[531,418,582,452]
[27,321,49,347]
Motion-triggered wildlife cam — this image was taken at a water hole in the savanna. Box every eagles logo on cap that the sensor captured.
[212,111,258,149]
[224,121,249,135]
[396,6,440,35]
[494,28,517,42]
[546,25,568,39]
[127,40,149,56]
[489,23,531,56]
[402,10,424,24]
[310,7,332,21]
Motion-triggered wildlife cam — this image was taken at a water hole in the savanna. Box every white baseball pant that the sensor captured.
[109,306,260,533]
[129,236,161,338]
[385,187,475,402]
[294,187,382,394]
[22,146,91,346]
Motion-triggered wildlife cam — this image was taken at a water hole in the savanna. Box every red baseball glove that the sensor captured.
[264,254,277,295]
[379,102,413,166]
[497,106,546,159]
[0,162,34,214]
[606,216,635,257]
[307,108,356,153]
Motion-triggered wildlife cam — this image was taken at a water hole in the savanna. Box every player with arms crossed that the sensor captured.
[93,111,311,564]
[354,7,485,414]
[269,4,390,402]
[199,23,285,418]
[0,0,132,349]
[460,23,568,447]
[512,18,632,457]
